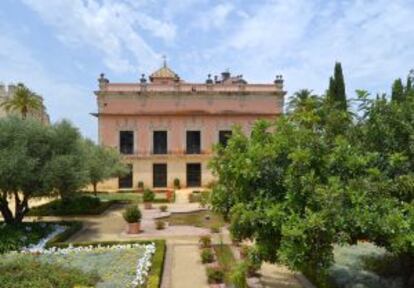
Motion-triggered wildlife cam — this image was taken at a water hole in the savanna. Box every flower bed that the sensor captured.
[3,241,163,288]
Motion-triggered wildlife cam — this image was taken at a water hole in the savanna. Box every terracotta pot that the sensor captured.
[144,202,152,209]
[127,222,141,234]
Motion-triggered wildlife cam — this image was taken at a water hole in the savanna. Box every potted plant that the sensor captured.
[143,188,155,209]
[137,181,144,191]
[123,205,142,234]
[173,178,181,189]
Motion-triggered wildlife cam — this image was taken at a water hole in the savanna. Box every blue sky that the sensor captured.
[0,0,413,140]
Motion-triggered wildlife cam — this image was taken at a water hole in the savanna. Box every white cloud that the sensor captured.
[21,0,176,74]
[197,3,234,30]
[0,32,96,140]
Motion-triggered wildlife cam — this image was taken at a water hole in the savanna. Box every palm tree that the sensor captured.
[287,89,319,112]
[0,83,42,119]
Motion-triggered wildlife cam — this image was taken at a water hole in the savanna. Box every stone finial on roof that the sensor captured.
[98,73,109,90]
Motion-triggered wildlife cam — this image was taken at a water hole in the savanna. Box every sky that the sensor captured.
[0,0,413,141]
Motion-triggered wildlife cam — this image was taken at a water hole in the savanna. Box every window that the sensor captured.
[153,131,167,154]
[187,163,201,187]
[219,130,232,147]
[186,131,201,154]
[119,131,134,154]
[119,164,133,188]
[153,164,167,188]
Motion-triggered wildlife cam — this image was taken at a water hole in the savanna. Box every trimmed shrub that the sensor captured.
[159,205,168,212]
[143,189,155,202]
[206,266,225,284]
[173,178,180,189]
[199,235,212,249]
[210,224,221,234]
[155,220,166,230]
[201,248,215,264]
[122,205,142,223]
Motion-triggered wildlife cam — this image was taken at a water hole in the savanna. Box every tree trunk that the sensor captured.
[93,182,98,197]
[13,192,29,223]
[0,192,14,224]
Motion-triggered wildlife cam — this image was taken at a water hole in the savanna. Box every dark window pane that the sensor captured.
[119,164,133,188]
[187,163,201,187]
[120,131,134,154]
[219,130,232,147]
[153,131,167,154]
[186,131,201,154]
[153,164,167,188]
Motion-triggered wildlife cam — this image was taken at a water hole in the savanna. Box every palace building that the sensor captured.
[93,62,285,191]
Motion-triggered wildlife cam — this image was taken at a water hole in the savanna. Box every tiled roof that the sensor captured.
[149,65,178,79]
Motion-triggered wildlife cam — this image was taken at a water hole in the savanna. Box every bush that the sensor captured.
[230,262,248,288]
[122,205,142,223]
[0,256,99,288]
[246,246,262,276]
[240,244,250,258]
[199,235,212,248]
[206,266,225,284]
[137,181,144,189]
[173,178,180,189]
[159,205,168,212]
[0,222,54,254]
[155,220,166,230]
[200,190,211,208]
[210,224,221,234]
[201,249,215,264]
[188,191,202,203]
[28,196,112,216]
[143,189,155,202]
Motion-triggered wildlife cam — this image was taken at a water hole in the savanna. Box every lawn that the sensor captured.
[162,210,226,229]
[28,195,114,216]
[213,244,236,284]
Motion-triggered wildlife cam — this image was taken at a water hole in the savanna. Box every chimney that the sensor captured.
[221,70,230,82]
[274,75,284,87]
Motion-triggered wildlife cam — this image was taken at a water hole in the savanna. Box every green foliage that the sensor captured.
[143,188,155,202]
[327,62,347,110]
[28,196,112,216]
[210,70,414,280]
[0,83,43,119]
[83,139,127,194]
[122,205,142,223]
[173,178,180,189]
[201,248,215,263]
[206,266,225,284]
[159,205,168,212]
[155,220,166,230]
[0,222,54,254]
[0,256,99,288]
[199,235,212,248]
[230,262,248,288]
[392,78,405,102]
[200,190,211,208]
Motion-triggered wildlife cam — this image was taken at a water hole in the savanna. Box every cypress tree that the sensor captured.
[327,62,347,110]
[391,78,404,102]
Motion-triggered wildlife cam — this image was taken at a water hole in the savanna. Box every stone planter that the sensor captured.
[144,202,152,209]
[127,222,141,234]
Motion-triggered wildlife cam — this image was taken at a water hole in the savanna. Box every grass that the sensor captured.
[162,210,226,229]
[28,195,114,216]
[213,244,237,284]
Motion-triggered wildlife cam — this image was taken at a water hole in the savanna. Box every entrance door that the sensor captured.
[187,163,201,187]
[153,164,167,188]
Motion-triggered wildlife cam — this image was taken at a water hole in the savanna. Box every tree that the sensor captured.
[391,78,405,102]
[287,89,319,113]
[0,117,54,224]
[327,62,347,110]
[211,82,414,285]
[0,83,42,119]
[84,139,127,195]
[45,120,89,203]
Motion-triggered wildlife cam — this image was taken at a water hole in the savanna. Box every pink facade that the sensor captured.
[94,65,285,190]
